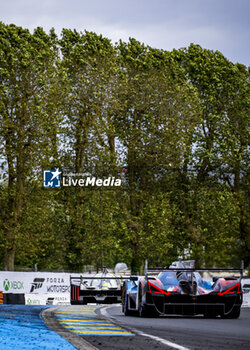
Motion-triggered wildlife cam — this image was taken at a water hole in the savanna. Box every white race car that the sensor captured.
[71,271,123,304]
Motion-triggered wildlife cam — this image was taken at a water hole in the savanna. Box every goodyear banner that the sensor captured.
[0,272,70,294]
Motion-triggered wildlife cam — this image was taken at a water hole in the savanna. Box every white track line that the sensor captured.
[100,305,190,350]
[135,329,190,350]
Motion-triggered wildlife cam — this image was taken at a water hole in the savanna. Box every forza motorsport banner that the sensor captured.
[25,293,70,305]
[0,271,70,294]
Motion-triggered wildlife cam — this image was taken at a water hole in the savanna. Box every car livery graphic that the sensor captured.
[122,259,243,318]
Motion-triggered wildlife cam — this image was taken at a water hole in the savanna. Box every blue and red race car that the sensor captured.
[122,259,243,318]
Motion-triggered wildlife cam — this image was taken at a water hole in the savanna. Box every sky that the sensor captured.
[0,0,249,66]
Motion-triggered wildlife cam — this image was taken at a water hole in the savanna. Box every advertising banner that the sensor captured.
[242,278,250,308]
[0,272,70,294]
[25,293,70,305]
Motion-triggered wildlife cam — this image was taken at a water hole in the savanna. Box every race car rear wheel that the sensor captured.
[221,306,241,319]
[122,282,134,316]
[124,294,134,316]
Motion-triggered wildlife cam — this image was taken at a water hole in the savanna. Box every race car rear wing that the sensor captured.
[70,275,138,285]
[145,260,244,280]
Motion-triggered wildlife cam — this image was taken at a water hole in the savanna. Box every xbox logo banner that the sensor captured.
[3,278,24,291]
[1,275,26,293]
[0,271,70,294]
[3,279,10,291]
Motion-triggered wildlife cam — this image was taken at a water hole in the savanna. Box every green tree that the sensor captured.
[115,39,201,272]
[0,23,59,270]
[170,44,249,267]
[59,30,123,270]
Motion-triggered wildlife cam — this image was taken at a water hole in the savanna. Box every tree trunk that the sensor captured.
[3,245,15,271]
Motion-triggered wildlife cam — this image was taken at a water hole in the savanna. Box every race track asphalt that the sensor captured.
[88,305,250,350]
[1,304,249,350]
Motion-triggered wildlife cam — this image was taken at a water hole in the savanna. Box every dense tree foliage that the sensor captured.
[0,23,249,272]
